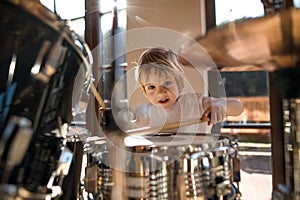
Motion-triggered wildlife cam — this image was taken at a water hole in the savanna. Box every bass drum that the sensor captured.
[0,0,92,199]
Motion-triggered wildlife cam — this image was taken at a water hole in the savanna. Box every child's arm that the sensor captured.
[201,97,244,124]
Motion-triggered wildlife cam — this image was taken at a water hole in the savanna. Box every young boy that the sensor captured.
[130,47,244,133]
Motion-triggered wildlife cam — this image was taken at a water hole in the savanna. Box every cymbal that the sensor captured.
[196,8,300,71]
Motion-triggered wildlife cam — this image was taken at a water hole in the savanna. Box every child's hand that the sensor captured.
[201,103,226,125]
[200,107,212,125]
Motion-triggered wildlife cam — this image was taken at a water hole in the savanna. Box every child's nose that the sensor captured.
[156,86,167,95]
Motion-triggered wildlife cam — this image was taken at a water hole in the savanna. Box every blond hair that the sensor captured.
[136,47,185,93]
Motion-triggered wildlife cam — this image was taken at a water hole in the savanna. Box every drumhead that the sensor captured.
[125,133,220,148]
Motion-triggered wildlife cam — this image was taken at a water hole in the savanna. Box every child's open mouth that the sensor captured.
[158,99,169,104]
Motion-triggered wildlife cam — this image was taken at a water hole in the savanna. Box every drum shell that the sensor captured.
[174,138,235,199]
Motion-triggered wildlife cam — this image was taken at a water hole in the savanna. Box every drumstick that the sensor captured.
[89,83,106,110]
[126,118,210,136]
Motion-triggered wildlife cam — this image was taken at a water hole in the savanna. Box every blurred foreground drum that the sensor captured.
[0,0,92,199]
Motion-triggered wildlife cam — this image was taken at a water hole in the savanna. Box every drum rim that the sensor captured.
[125,133,231,152]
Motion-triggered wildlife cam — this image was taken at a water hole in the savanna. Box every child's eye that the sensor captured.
[147,85,155,90]
[163,81,172,87]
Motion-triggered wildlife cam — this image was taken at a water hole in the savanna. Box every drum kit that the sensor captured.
[8,0,299,199]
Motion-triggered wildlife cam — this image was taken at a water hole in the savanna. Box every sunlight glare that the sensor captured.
[215,0,264,25]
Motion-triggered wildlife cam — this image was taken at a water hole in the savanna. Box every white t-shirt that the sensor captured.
[131,93,213,133]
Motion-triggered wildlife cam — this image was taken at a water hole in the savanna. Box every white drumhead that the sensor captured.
[125,133,219,148]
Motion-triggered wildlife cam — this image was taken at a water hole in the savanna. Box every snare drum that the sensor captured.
[0,0,92,199]
[124,133,239,200]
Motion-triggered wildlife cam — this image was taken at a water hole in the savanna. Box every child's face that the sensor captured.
[143,78,179,109]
